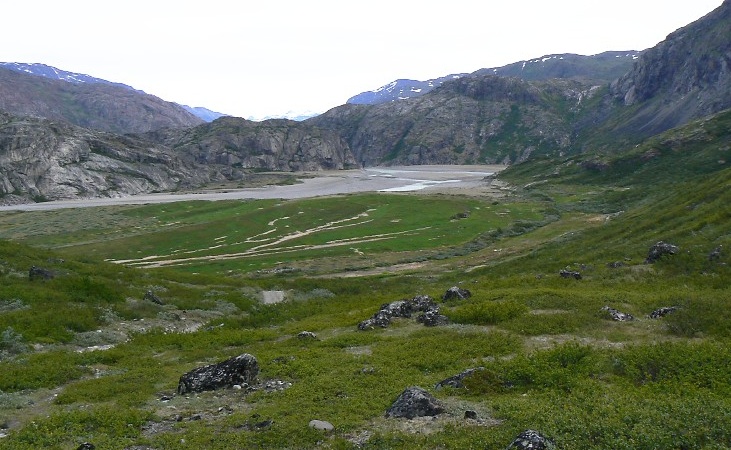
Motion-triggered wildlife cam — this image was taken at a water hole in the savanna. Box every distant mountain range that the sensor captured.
[347,51,641,106]
[0,62,227,123]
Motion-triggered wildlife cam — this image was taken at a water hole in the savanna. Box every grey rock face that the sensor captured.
[178,354,259,394]
[385,386,445,419]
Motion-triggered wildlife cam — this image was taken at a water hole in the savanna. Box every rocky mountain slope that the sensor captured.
[0,111,218,205]
[0,65,203,134]
[600,0,731,144]
[347,51,638,106]
[140,116,357,172]
[312,76,594,166]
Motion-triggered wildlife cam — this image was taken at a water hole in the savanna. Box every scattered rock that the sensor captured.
[177,353,259,394]
[607,261,625,269]
[451,210,471,220]
[645,241,679,264]
[649,306,678,319]
[559,269,581,280]
[435,367,485,389]
[28,265,54,280]
[464,410,478,420]
[358,295,439,330]
[506,429,556,450]
[308,419,334,431]
[601,306,634,322]
[77,444,95,450]
[708,245,723,261]
[297,331,318,340]
[385,386,445,419]
[442,286,472,301]
[144,290,164,305]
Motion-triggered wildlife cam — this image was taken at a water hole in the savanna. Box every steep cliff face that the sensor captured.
[145,117,358,172]
[0,67,203,134]
[0,112,214,204]
[608,0,731,136]
[312,76,597,166]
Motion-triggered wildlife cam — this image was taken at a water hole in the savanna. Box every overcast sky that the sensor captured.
[3,0,724,120]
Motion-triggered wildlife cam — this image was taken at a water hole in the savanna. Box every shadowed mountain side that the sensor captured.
[0,66,203,134]
[311,76,595,166]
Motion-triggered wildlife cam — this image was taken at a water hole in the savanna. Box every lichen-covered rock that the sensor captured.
[442,286,472,301]
[143,290,164,305]
[601,306,634,322]
[505,429,556,450]
[416,308,450,327]
[385,386,445,419]
[178,354,259,394]
[358,295,438,330]
[645,241,679,263]
[649,306,678,319]
[559,269,582,279]
[297,331,318,339]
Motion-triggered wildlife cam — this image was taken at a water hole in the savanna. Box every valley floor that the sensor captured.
[0,165,506,212]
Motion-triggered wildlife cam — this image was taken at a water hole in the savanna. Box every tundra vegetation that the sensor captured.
[0,111,729,449]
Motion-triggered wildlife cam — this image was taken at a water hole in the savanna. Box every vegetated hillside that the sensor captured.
[312,76,597,166]
[0,66,203,134]
[0,107,729,448]
[0,111,219,204]
[141,116,358,172]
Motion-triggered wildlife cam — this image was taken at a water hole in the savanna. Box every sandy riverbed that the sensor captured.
[0,165,506,212]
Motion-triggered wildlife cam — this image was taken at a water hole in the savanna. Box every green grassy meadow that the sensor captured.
[0,112,730,449]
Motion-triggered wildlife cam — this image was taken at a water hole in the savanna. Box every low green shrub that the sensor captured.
[446,299,528,325]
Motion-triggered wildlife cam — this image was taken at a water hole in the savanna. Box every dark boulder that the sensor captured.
[649,306,678,319]
[708,245,723,261]
[178,353,259,394]
[506,429,556,450]
[385,386,445,419]
[601,306,634,322]
[645,241,679,263]
[143,290,164,305]
[77,444,95,450]
[559,269,582,279]
[358,311,391,330]
[29,265,54,280]
[416,308,450,327]
[435,367,485,389]
[442,286,472,301]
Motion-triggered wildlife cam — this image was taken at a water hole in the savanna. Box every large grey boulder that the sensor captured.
[385,386,445,419]
[178,354,259,394]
